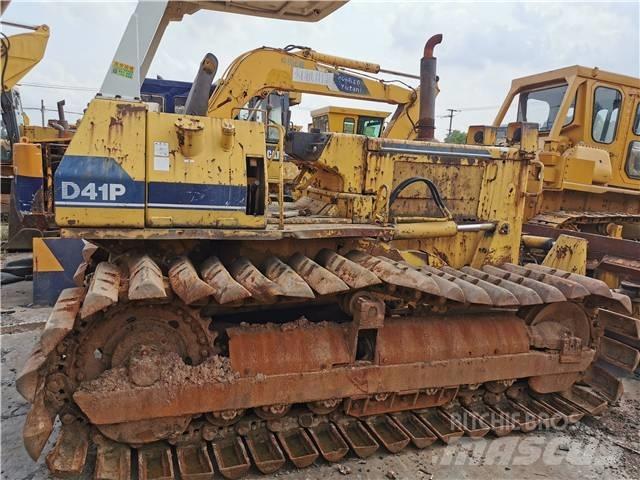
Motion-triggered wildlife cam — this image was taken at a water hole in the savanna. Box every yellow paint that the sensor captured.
[32,238,63,272]
[542,235,587,275]
[0,25,49,91]
[13,142,43,178]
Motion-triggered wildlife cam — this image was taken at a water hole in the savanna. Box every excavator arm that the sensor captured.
[205,46,420,138]
[0,23,50,92]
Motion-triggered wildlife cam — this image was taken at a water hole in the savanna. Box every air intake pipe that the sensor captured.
[416,34,443,141]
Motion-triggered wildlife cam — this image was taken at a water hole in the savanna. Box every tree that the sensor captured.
[444,130,467,144]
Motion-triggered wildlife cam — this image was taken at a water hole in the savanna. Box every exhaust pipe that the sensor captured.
[56,100,68,130]
[185,53,219,116]
[416,34,443,141]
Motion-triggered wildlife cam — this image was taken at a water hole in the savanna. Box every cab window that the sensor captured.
[633,103,640,135]
[626,141,640,179]
[312,115,329,132]
[516,84,575,131]
[357,116,384,137]
[592,86,622,144]
[343,117,356,134]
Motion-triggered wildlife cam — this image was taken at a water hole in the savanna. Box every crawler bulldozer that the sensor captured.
[17,1,635,479]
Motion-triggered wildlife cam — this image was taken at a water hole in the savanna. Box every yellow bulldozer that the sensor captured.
[16,1,636,478]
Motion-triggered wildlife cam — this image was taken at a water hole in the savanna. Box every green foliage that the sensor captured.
[444,130,467,144]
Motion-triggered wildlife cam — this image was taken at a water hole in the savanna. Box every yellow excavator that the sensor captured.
[1,18,50,218]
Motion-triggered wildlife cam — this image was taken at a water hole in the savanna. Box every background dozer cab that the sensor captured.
[466,66,639,314]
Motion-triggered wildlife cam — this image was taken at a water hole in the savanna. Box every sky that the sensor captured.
[3,0,639,140]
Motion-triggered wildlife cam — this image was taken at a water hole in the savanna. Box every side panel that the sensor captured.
[54,99,146,227]
[145,114,266,228]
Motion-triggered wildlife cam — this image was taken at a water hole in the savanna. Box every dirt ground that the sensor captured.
[1,278,639,480]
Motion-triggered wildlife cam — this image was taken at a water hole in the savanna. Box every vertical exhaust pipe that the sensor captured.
[416,34,443,141]
[185,53,219,116]
[56,100,68,130]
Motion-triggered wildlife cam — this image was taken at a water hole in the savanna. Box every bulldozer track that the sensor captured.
[49,385,609,480]
[16,248,636,478]
[528,210,640,235]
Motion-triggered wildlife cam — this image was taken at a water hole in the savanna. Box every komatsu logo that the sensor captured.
[61,181,126,202]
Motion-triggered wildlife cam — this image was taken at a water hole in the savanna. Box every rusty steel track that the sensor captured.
[46,384,611,480]
[16,248,636,479]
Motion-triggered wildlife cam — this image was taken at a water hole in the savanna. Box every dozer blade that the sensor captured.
[440,406,490,438]
[95,438,131,480]
[169,257,215,305]
[390,412,437,449]
[421,265,492,305]
[22,385,55,461]
[277,428,319,468]
[127,254,167,301]
[45,422,89,478]
[308,422,349,462]
[288,253,349,295]
[336,418,379,458]
[211,436,251,480]
[229,257,283,303]
[263,256,315,299]
[200,256,251,304]
[462,403,515,437]
[460,266,543,306]
[346,251,440,295]
[583,363,624,403]
[80,261,120,318]
[365,415,410,453]
[481,265,566,303]
[16,287,84,402]
[415,409,463,444]
[315,248,381,289]
[599,336,640,372]
[442,266,519,306]
[500,263,589,299]
[175,443,215,480]
[558,386,608,416]
[245,429,286,474]
[489,399,540,433]
[525,264,613,298]
[137,444,175,480]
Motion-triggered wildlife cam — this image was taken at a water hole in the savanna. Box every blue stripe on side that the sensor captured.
[14,176,44,213]
[54,155,145,208]
[148,182,246,210]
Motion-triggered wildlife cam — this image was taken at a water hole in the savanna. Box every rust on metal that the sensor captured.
[336,418,379,458]
[308,422,349,462]
[169,256,215,305]
[365,415,410,453]
[288,253,349,295]
[128,254,167,300]
[137,444,175,480]
[599,336,640,372]
[245,429,285,474]
[175,443,215,480]
[416,409,463,444]
[211,436,251,480]
[228,257,283,303]
[390,412,437,448]
[276,428,319,468]
[94,437,131,480]
[200,256,251,304]
[315,249,381,288]
[263,256,315,299]
[228,319,351,376]
[22,386,55,461]
[45,422,89,478]
[16,287,84,402]
[80,261,120,318]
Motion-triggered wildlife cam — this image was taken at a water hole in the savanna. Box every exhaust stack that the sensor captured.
[416,34,443,141]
